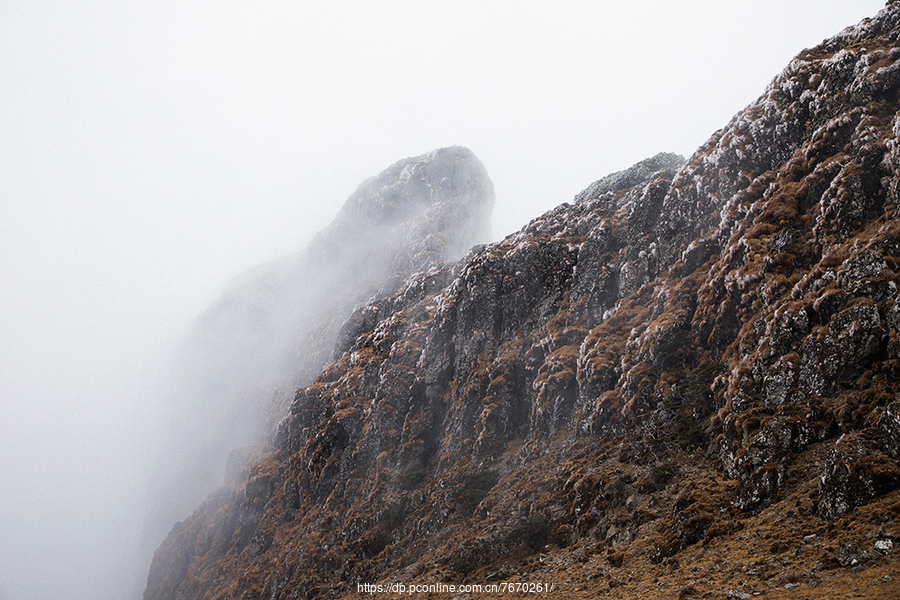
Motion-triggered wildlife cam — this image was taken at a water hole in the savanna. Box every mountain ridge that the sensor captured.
[138,145,494,597]
[145,4,900,599]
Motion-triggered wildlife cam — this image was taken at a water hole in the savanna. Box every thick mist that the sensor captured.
[138,147,495,586]
[0,2,886,599]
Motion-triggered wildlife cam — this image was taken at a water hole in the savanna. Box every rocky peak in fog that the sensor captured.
[140,145,493,588]
[145,5,900,599]
[188,145,494,397]
[323,145,494,270]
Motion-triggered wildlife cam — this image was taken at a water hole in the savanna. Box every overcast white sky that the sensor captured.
[0,1,888,598]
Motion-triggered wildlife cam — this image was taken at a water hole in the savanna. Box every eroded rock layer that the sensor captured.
[145,5,900,599]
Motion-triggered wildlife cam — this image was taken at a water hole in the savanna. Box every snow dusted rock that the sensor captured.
[880,399,900,458]
[145,5,900,599]
[798,300,887,397]
[326,145,495,273]
[573,152,684,202]
[141,146,494,593]
[817,432,900,519]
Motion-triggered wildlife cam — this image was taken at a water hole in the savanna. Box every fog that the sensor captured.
[0,2,885,598]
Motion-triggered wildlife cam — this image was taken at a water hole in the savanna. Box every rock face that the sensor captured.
[140,146,494,587]
[145,6,900,600]
[165,144,494,433]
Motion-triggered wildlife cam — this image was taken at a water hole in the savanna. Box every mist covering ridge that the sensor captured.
[144,4,900,599]
[139,146,494,595]
[2,4,894,600]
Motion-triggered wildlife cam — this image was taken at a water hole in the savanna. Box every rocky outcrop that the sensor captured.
[169,145,494,424]
[140,146,494,592]
[145,5,900,600]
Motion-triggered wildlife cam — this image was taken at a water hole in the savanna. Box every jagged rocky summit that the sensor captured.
[146,5,900,600]
[140,146,494,592]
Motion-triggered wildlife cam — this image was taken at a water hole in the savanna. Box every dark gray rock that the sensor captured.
[799,301,886,396]
[817,433,900,518]
[573,152,684,203]
[880,400,900,459]
[835,540,867,567]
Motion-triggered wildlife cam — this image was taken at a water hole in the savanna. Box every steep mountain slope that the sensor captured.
[140,146,494,591]
[145,4,900,599]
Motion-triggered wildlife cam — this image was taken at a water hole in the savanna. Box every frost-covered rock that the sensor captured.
[141,146,494,593]
[144,5,900,599]
[798,300,887,397]
[880,400,900,458]
[817,433,900,519]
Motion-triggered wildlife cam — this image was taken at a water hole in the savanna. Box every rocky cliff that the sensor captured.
[140,146,494,591]
[145,4,900,599]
